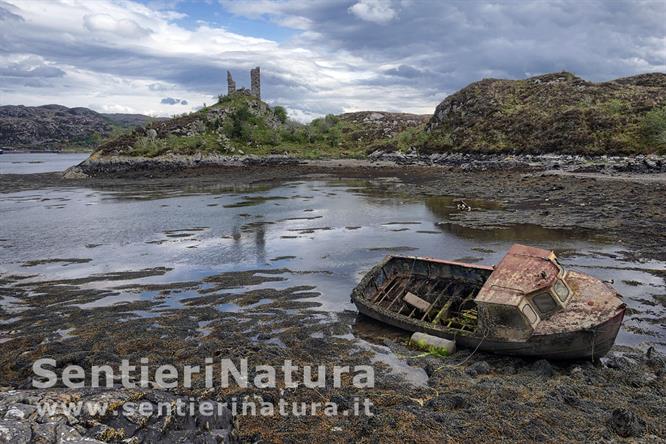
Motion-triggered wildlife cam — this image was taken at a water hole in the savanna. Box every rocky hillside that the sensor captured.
[94,91,429,159]
[0,104,158,151]
[335,111,429,151]
[425,72,666,154]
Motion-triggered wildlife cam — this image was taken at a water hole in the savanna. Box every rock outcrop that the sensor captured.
[425,72,666,154]
[0,104,157,151]
[338,111,429,142]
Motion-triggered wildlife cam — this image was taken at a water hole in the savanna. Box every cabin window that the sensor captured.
[553,279,570,302]
[521,304,538,325]
[532,292,558,315]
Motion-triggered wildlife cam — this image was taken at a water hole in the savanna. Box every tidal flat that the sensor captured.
[1,161,665,442]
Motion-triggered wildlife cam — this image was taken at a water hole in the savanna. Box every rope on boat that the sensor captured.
[456,331,488,367]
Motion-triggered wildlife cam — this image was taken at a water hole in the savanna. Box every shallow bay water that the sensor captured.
[0,152,89,174]
[1,168,664,362]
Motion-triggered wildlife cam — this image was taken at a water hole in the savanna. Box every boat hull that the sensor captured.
[352,254,626,360]
[355,297,624,360]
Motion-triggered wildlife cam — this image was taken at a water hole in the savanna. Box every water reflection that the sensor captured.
[434,222,603,242]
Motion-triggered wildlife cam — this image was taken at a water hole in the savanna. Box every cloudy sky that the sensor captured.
[0,0,664,120]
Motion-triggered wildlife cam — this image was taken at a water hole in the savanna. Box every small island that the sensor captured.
[63,69,666,179]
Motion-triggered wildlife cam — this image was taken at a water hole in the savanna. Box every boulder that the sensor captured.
[465,360,491,377]
[608,408,646,438]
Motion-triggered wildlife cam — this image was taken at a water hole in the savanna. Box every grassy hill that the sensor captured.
[95,91,428,159]
[423,72,666,155]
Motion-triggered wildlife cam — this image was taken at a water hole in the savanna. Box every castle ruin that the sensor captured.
[226,67,261,100]
[227,71,236,95]
[250,66,260,100]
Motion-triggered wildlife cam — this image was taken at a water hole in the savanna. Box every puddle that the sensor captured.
[335,331,428,387]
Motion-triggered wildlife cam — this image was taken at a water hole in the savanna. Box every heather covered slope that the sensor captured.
[424,72,666,155]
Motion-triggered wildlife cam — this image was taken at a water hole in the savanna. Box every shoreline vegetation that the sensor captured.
[92,91,431,161]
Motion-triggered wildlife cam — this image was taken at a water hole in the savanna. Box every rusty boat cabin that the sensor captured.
[352,244,626,360]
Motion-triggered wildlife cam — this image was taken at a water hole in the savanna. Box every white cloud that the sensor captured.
[1,0,357,116]
[282,108,320,123]
[348,0,396,24]
[1,0,664,120]
[83,13,150,37]
[0,54,65,78]
[275,15,312,30]
[97,103,137,114]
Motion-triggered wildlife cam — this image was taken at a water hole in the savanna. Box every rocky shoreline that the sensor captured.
[0,388,235,443]
[369,150,666,174]
[63,152,666,179]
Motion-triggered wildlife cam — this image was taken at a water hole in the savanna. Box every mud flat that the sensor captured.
[0,268,664,442]
[1,163,665,442]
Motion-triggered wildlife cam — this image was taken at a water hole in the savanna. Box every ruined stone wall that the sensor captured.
[226,67,260,99]
[250,66,260,99]
[227,71,236,95]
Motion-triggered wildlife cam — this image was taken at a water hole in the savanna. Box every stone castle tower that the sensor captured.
[226,67,260,100]
[250,66,260,100]
[226,71,236,95]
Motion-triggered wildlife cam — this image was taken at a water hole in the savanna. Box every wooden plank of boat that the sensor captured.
[403,292,431,312]
[432,298,454,325]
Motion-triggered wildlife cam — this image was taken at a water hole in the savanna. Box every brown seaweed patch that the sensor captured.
[223,196,289,208]
[199,269,288,293]
[270,256,297,261]
[22,258,92,267]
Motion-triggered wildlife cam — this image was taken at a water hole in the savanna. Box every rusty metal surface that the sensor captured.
[475,244,559,306]
[534,271,625,335]
[416,256,495,271]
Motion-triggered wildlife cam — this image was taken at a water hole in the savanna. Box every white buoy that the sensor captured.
[410,332,456,355]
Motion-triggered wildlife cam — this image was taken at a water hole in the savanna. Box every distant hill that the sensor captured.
[0,104,162,151]
[101,113,162,128]
[424,72,666,154]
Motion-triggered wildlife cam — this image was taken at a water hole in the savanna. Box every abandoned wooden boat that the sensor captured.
[352,244,626,360]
